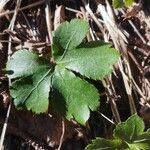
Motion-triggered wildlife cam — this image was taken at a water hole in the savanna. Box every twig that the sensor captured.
[0,104,11,149]
[0,0,10,12]
[0,0,45,18]
[20,11,36,41]
[97,1,137,115]
[120,9,146,44]
[98,112,115,125]
[102,79,121,123]
[65,7,82,14]
[84,1,121,122]
[45,0,53,44]
[0,0,22,149]
[8,0,22,54]
[85,4,105,36]
[0,40,20,44]
[57,118,65,150]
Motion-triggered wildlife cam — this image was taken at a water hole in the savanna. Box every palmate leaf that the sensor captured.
[6,50,100,124]
[6,19,120,125]
[51,66,99,125]
[57,41,119,80]
[7,50,53,113]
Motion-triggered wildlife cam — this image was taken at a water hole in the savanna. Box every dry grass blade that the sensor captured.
[0,0,10,12]
[45,0,53,44]
[85,2,121,123]
[0,104,11,150]
[54,5,65,31]
[1,0,150,148]
[97,0,137,115]
[85,4,105,36]
[102,79,121,123]
[0,0,45,18]
[57,118,65,150]
[121,9,146,44]
[0,0,22,149]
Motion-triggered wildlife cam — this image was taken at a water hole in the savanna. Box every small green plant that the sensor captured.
[6,19,119,125]
[85,114,150,150]
[112,0,135,8]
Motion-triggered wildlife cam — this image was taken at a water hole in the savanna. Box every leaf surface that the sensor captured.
[53,19,89,58]
[125,0,134,7]
[7,50,52,113]
[114,114,145,142]
[85,138,126,150]
[6,20,120,124]
[57,41,119,80]
[7,50,49,79]
[126,129,150,150]
[112,0,124,8]
[52,65,99,125]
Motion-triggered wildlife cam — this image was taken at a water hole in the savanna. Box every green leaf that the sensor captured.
[85,115,150,150]
[112,0,124,8]
[57,41,120,80]
[112,0,135,8]
[10,71,51,113]
[51,65,99,125]
[85,138,127,150]
[6,20,120,125]
[124,0,134,7]
[114,114,145,143]
[6,50,49,79]
[53,19,89,58]
[7,50,52,113]
[147,129,150,132]
[126,130,150,150]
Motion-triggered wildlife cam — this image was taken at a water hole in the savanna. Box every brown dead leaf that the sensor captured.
[123,2,142,19]
[1,91,10,108]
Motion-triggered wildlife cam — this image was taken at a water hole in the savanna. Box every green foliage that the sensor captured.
[7,50,52,113]
[6,19,119,125]
[57,42,119,80]
[113,0,124,8]
[124,0,135,7]
[52,66,99,125]
[85,114,150,150]
[53,19,89,59]
[114,114,145,142]
[85,138,125,150]
[112,0,135,8]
